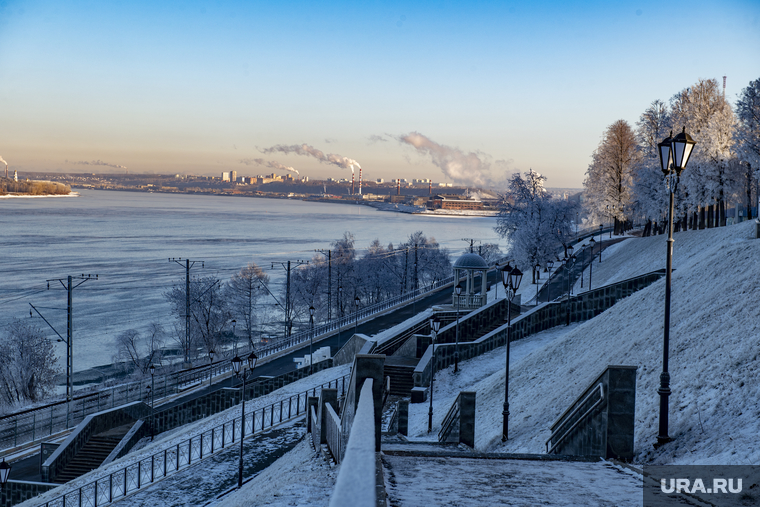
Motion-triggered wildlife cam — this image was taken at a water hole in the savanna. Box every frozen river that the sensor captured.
[0,189,502,375]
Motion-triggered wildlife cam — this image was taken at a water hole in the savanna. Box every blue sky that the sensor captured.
[1,0,758,188]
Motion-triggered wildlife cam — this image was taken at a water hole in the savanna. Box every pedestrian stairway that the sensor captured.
[54,422,134,484]
[383,356,418,397]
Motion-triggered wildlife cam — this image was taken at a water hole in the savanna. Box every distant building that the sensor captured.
[376,178,384,183]
[428,194,483,211]
[221,171,230,182]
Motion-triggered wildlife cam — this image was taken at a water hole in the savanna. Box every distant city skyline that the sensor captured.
[1,0,758,189]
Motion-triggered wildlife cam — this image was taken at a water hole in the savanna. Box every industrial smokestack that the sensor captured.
[359,167,362,195]
[397,179,400,196]
[429,181,432,195]
[351,172,355,195]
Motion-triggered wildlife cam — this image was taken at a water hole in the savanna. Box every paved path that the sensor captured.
[383,453,643,506]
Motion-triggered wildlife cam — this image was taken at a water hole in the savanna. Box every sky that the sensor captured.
[0,0,758,188]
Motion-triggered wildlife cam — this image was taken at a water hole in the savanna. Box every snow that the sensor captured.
[213,439,337,507]
[383,455,643,506]
[407,220,760,465]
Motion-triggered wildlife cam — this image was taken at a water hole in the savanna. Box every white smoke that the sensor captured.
[67,159,127,170]
[260,143,360,171]
[0,155,7,167]
[239,158,299,175]
[398,132,495,187]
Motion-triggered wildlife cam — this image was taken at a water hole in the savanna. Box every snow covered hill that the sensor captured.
[462,220,760,464]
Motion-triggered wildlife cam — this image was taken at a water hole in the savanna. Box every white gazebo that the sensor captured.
[452,253,489,310]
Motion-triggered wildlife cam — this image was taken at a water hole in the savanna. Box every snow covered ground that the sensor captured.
[409,220,760,465]
[213,439,337,507]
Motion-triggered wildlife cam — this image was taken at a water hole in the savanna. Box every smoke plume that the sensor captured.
[0,155,7,167]
[67,159,127,170]
[260,143,360,173]
[239,158,299,175]
[398,132,496,187]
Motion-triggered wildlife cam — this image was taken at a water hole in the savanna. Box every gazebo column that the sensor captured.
[481,269,487,304]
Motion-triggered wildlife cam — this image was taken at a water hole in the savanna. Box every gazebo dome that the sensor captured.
[453,253,488,270]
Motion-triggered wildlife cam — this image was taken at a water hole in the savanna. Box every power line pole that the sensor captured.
[315,249,332,321]
[413,243,419,292]
[169,258,204,367]
[31,274,98,427]
[272,260,308,338]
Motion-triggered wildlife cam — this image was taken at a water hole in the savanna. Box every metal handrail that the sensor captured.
[545,383,604,454]
[32,372,351,507]
[437,393,462,442]
[0,275,457,452]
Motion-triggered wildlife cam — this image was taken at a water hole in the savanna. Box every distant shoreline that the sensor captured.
[0,191,79,199]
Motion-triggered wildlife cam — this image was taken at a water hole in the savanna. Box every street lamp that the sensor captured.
[149,363,156,441]
[655,127,696,447]
[428,315,441,433]
[588,237,595,290]
[565,255,576,325]
[309,305,315,376]
[208,349,215,387]
[580,244,587,289]
[546,260,555,302]
[0,458,10,492]
[598,224,603,263]
[454,283,462,373]
[231,351,258,488]
[500,263,522,441]
[354,295,360,336]
[231,319,237,352]
[337,285,343,344]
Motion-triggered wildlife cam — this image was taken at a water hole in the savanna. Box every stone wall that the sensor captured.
[1,480,58,507]
[414,270,666,391]
[547,365,637,460]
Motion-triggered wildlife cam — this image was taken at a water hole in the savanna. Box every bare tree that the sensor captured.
[112,323,164,376]
[735,77,760,218]
[225,263,270,349]
[0,319,60,407]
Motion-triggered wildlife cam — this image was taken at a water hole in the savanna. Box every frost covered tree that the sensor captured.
[495,170,572,282]
[225,263,270,348]
[583,120,640,234]
[0,319,60,407]
[735,77,760,218]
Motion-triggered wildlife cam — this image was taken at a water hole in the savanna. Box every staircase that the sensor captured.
[54,422,134,484]
[384,357,418,397]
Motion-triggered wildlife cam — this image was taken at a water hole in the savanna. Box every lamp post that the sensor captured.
[546,260,554,302]
[535,263,541,302]
[580,244,586,289]
[337,285,343,344]
[598,224,603,263]
[208,349,215,387]
[0,458,10,493]
[454,283,462,373]
[231,351,258,488]
[428,315,441,433]
[354,295,360,336]
[231,319,237,353]
[655,128,695,447]
[149,363,156,441]
[501,263,522,441]
[588,237,595,290]
[309,305,315,376]
[565,255,575,325]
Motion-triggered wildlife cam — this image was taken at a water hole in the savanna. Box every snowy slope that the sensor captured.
[413,221,760,465]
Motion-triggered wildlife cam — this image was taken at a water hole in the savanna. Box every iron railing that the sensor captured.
[438,392,462,443]
[31,373,350,507]
[545,383,605,454]
[324,404,342,463]
[0,275,456,453]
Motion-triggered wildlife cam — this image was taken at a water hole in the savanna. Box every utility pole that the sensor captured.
[315,249,332,321]
[272,260,308,338]
[413,243,419,292]
[170,258,204,367]
[31,274,98,427]
[461,238,478,254]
